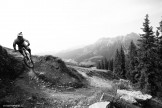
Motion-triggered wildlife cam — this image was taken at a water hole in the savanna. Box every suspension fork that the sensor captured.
[22,48,28,59]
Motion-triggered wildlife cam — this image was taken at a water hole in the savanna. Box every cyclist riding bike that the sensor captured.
[13,32,31,57]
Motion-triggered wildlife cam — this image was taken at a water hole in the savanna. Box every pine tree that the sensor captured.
[108,59,110,70]
[113,49,121,77]
[107,60,109,70]
[111,59,113,71]
[109,59,113,71]
[103,57,108,70]
[97,61,101,69]
[157,20,162,65]
[155,19,162,96]
[113,46,126,79]
[101,59,104,69]
[120,46,126,79]
[137,14,157,95]
[126,41,138,83]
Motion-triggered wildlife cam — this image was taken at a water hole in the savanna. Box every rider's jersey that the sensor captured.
[14,38,24,45]
[13,37,30,49]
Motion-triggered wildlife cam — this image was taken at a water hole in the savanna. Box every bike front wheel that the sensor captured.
[24,53,34,68]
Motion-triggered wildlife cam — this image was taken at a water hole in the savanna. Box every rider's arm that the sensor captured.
[24,38,30,46]
[13,40,17,51]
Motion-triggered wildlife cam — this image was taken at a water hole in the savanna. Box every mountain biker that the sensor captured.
[13,32,31,57]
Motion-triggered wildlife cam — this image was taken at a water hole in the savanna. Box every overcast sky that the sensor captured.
[0,0,162,54]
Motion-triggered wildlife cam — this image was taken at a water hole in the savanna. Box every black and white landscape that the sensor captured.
[1,0,162,108]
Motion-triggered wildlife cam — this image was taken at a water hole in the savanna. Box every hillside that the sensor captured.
[1,45,162,108]
[0,46,87,107]
[55,32,140,64]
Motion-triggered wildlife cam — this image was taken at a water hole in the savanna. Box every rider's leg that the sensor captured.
[19,48,25,57]
[18,46,25,57]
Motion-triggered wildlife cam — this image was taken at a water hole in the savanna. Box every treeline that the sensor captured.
[96,58,113,71]
[115,14,162,97]
[97,14,162,98]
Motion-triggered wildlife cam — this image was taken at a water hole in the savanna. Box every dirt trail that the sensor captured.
[77,70,113,89]
[29,68,112,95]
[14,68,114,108]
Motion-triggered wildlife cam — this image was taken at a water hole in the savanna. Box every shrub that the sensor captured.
[113,79,132,90]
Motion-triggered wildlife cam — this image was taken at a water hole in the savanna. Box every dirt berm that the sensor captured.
[33,55,86,89]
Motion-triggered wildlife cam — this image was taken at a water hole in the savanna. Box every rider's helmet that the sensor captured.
[17,32,23,37]
[17,32,24,41]
[17,32,23,39]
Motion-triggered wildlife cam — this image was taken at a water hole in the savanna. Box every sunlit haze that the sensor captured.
[0,0,162,54]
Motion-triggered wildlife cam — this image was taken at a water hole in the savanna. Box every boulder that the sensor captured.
[89,102,110,108]
[117,89,152,103]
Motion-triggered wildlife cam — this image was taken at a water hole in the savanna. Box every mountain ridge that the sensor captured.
[55,32,140,65]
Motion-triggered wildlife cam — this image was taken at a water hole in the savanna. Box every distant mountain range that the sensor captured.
[55,32,140,65]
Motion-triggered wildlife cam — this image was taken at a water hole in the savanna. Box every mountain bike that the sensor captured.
[22,47,34,68]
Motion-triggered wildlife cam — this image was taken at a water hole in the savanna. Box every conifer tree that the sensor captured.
[97,61,101,69]
[108,59,110,70]
[138,14,157,95]
[120,46,126,79]
[107,60,109,70]
[101,59,104,69]
[111,59,113,71]
[155,19,162,96]
[157,20,162,64]
[109,59,113,71]
[103,57,108,70]
[113,49,121,77]
[126,41,138,83]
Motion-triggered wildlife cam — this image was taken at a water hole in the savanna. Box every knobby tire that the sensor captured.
[23,48,34,68]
